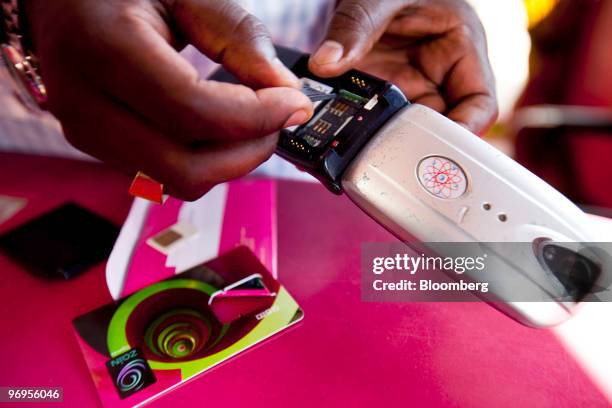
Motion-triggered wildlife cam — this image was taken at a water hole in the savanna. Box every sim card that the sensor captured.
[146,222,198,255]
[301,85,336,102]
[301,77,336,102]
[285,79,337,133]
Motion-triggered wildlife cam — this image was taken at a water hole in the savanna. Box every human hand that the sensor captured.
[309,0,497,134]
[24,0,313,200]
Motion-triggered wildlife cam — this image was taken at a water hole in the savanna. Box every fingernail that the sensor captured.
[273,58,301,88]
[284,110,311,128]
[311,41,344,66]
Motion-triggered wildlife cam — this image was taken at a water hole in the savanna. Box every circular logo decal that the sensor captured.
[417,156,467,199]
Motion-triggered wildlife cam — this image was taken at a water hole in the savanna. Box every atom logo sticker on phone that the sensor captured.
[417,156,467,199]
[106,347,156,399]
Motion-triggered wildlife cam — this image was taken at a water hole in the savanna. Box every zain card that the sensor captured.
[73,246,303,407]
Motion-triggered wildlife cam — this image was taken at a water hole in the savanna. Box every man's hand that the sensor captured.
[309,0,497,134]
[25,0,313,200]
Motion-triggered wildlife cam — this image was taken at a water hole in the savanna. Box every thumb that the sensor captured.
[309,0,401,77]
[170,0,300,88]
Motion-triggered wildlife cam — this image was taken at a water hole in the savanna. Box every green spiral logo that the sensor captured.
[144,309,211,359]
[106,277,298,380]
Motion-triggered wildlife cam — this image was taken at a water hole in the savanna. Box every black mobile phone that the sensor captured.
[209,46,408,193]
[0,202,119,279]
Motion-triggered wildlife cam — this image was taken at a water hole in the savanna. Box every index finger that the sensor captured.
[65,3,312,142]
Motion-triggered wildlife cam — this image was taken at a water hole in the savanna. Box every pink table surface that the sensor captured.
[0,152,608,407]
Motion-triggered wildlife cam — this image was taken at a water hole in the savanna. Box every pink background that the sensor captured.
[0,152,608,407]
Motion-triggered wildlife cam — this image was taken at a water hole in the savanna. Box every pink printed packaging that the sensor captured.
[73,246,303,407]
[72,179,303,407]
[105,179,278,299]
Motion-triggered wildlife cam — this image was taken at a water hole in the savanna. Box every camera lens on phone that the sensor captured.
[537,242,601,301]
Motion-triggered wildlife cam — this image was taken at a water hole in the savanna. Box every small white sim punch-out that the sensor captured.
[212,48,610,328]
